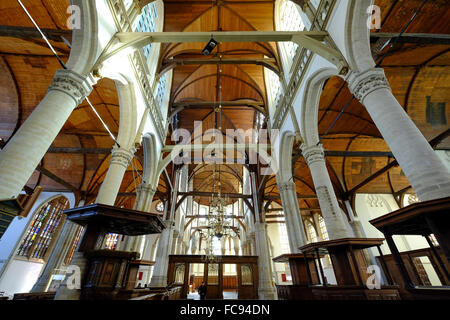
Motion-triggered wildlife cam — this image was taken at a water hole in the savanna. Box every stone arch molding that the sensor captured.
[300,67,339,146]
[343,0,376,73]
[66,0,101,77]
[141,133,159,186]
[277,130,296,183]
[115,77,139,149]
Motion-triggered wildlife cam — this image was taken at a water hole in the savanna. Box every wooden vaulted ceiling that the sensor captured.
[159,0,277,205]
[0,0,448,213]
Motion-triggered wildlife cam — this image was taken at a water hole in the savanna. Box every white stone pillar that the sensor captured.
[348,68,450,201]
[149,220,174,287]
[233,236,240,256]
[96,146,135,205]
[124,184,156,252]
[254,222,277,300]
[0,69,93,199]
[302,144,353,240]
[278,180,308,252]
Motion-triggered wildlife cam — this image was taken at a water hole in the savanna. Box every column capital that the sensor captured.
[110,146,134,168]
[137,183,157,195]
[278,180,296,192]
[301,144,325,166]
[347,68,391,102]
[49,69,94,104]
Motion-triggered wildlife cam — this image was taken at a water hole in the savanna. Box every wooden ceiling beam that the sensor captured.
[35,165,79,193]
[47,147,112,154]
[170,100,266,117]
[0,25,71,42]
[370,33,450,45]
[162,57,279,74]
[345,128,450,197]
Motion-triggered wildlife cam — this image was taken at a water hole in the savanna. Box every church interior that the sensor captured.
[0,0,449,301]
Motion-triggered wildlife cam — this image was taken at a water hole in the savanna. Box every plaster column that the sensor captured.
[149,220,174,287]
[302,144,353,240]
[96,146,135,205]
[254,222,277,300]
[0,69,93,199]
[233,236,240,256]
[278,180,308,252]
[125,184,157,252]
[348,68,450,201]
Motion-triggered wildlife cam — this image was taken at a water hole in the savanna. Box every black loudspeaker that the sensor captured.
[202,38,218,56]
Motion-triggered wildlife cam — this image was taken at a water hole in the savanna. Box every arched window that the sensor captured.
[156,73,168,107]
[17,196,69,261]
[135,2,158,58]
[306,221,318,243]
[318,215,329,241]
[264,68,281,116]
[156,201,164,213]
[277,222,290,254]
[104,233,121,250]
[277,0,305,70]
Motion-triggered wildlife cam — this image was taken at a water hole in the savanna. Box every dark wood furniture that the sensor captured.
[370,197,450,300]
[63,204,165,300]
[272,253,320,300]
[167,255,258,300]
[12,292,56,300]
[299,238,401,300]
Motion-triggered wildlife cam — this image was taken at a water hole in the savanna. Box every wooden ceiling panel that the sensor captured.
[0,56,18,140]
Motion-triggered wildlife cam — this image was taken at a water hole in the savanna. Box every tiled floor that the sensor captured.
[186,291,238,300]
[223,291,238,299]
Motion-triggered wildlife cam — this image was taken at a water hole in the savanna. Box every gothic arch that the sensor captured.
[300,67,339,146]
[278,130,296,183]
[344,0,376,73]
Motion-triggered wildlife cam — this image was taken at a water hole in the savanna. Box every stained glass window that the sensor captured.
[17,196,69,261]
[135,2,158,58]
[64,225,84,265]
[306,221,318,243]
[156,73,168,107]
[279,0,305,63]
[104,233,120,250]
[318,215,329,241]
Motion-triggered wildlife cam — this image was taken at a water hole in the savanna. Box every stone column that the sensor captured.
[125,184,157,253]
[233,236,240,256]
[348,68,450,201]
[278,180,308,252]
[302,144,353,240]
[149,220,174,287]
[96,146,135,205]
[0,69,93,199]
[254,222,277,300]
